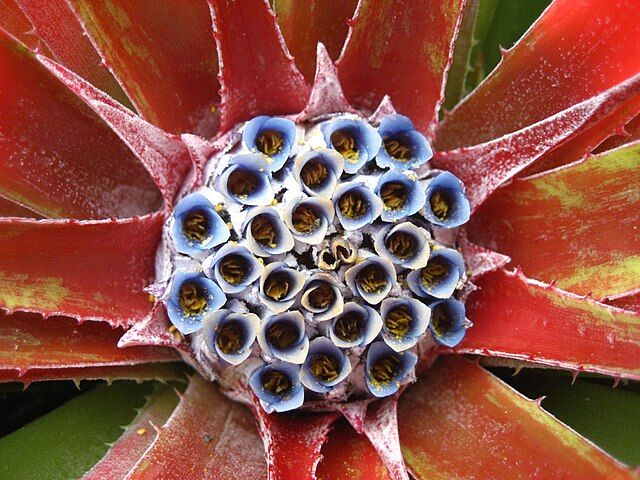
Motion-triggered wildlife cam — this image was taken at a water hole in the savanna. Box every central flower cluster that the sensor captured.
[160,113,471,413]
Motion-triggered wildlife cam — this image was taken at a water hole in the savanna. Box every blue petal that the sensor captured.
[333,182,383,231]
[375,170,426,222]
[428,298,466,347]
[344,256,396,305]
[299,337,351,393]
[169,192,230,256]
[373,222,431,269]
[321,117,382,173]
[203,244,263,294]
[165,271,227,335]
[284,195,335,244]
[329,303,382,348]
[257,311,309,364]
[249,362,305,413]
[380,298,431,352]
[259,262,306,313]
[293,149,344,198]
[365,341,418,398]
[242,207,295,257]
[422,172,470,228]
[202,310,260,365]
[407,248,465,299]
[376,114,433,170]
[242,116,296,172]
[218,156,274,206]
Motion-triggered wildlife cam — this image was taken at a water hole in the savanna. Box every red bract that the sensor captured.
[0,0,639,479]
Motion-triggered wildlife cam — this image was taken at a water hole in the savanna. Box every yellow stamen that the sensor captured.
[292,204,320,233]
[218,254,248,285]
[385,231,416,260]
[216,320,245,354]
[358,265,388,294]
[385,305,412,338]
[183,210,209,243]
[429,191,449,221]
[310,354,340,383]
[338,191,367,219]
[331,129,359,162]
[431,307,453,337]
[266,321,297,349]
[256,130,284,156]
[261,370,292,395]
[264,273,290,301]
[420,260,448,288]
[251,215,278,247]
[228,169,258,198]
[380,182,408,211]
[179,282,207,316]
[308,283,336,310]
[334,312,365,342]
[301,159,329,188]
[384,137,411,162]
[370,355,401,387]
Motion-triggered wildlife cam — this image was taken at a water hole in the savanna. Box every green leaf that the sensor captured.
[0,381,156,480]
[495,369,640,466]
[445,0,551,109]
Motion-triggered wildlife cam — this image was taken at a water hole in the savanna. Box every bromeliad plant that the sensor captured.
[0,0,639,479]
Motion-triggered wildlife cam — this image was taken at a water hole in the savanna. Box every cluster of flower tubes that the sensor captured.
[161,113,471,413]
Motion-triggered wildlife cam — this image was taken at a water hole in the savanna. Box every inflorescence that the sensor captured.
[160,112,470,413]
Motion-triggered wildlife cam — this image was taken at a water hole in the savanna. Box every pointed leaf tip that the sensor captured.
[210,0,310,131]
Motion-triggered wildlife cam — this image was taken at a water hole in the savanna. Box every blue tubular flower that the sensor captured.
[169,191,230,256]
[321,117,382,173]
[242,116,296,172]
[429,298,467,347]
[202,244,263,294]
[164,270,227,335]
[283,195,335,244]
[345,255,397,305]
[249,361,304,413]
[259,262,306,313]
[257,311,309,364]
[218,154,274,206]
[299,337,351,393]
[329,302,382,349]
[202,309,260,365]
[407,247,465,299]
[380,298,431,352]
[374,222,431,269]
[422,172,470,228]
[333,182,383,231]
[376,114,433,170]
[300,273,344,321]
[365,341,418,398]
[293,149,344,197]
[242,207,295,257]
[375,170,426,222]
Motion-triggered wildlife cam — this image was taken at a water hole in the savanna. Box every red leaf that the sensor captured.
[209,0,310,131]
[0,0,52,54]
[468,142,640,299]
[399,356,636,479]
[0,196,42,218]
[0,363,184,385]
[16,0,131,107]
[0,214,163,327]
[606,292,640,314]
[83,385,178,480]
[252,403,339,480]
[432,73,640,210]
[458,270,640,380]
[0,311,178,376]
[125,375,267,480]
[317,419,392,480]
[274,0,357,82]
[67,0,220,136]
[436,0,640,150]
[0,30,160,219]
[337,0,465,137]
[40,56,193,207]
